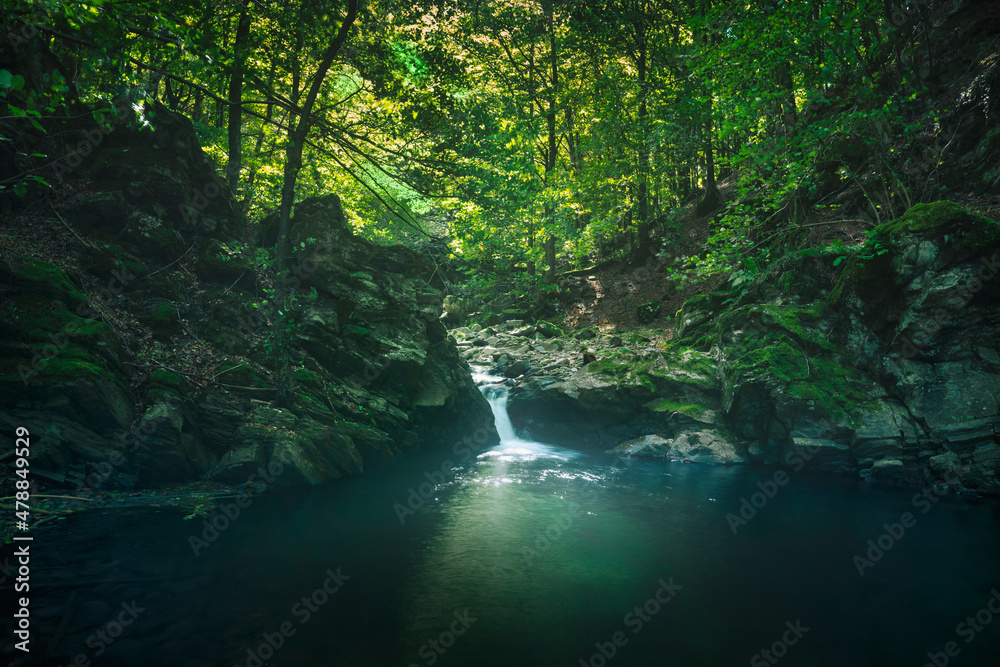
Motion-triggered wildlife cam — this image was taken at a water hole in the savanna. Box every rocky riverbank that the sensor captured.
[0,104,497,501]
[451,202,1000,496]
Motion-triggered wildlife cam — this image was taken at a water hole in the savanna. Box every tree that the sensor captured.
[272,0,360,409]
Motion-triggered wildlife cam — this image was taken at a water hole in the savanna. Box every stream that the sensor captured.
[3,371,999,666]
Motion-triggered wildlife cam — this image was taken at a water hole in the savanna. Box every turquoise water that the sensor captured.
[4,390,1000,666]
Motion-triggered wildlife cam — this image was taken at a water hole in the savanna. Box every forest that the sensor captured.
[1,1,999,666]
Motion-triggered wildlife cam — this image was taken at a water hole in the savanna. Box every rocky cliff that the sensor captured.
[459,202,1000,495]
[0,104,497,490]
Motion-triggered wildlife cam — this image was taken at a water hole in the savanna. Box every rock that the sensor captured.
[511,326,536,337]
[668,430,747,464]
[536,320,564,338]
[575,328,597,340]
[608,336,623,347]
[868,458,922,485]
[608,434,672,459]
[504,360,530,378]
[636,300,661,323]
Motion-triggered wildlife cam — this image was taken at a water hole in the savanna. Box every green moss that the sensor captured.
[343,324,369,337]
[872,201,1000,252]
[673,290,735,336]
[13,258,86,303]
[588,353,657,392]
[536,320,564,337]
[19,300,112,342]
[216,361,268,388]
[152,368,184,387]
[79,243,144,279]
[648,397,705,419]
[44,356,103,380]
[725,326,878,423]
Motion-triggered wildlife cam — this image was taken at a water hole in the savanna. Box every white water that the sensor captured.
[475,370,579,461]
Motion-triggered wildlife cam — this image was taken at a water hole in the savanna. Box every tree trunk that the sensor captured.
[226,0,252,196]
[697,92,721,216]
[272,0,359,409]
[545,233,556,284]
[635,31,651,263]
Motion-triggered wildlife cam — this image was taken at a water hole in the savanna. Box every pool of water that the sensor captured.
[3,390,999,666]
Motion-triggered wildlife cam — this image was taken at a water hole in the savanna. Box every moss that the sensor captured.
[725,326,878,423]
[589,353,657,392]
[343,324,369,337]
[13,258,86,303]
[536,320,564,337]
[19,300,112,343]
[152,368,184,387]
[673,290,735,336]
[79,243,144,279]
[872,201,1000,252]
[44,356,104,380]
[654,345,716,383]
[648,397,705,419]
[335,419,389,443]
[216,361,268,388]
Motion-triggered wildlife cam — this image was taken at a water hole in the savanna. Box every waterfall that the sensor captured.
[473,370,578,460]
[479,382,520,445]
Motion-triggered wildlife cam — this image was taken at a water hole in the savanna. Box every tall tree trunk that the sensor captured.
[272,0,359,409]
[543,0,558,282]
[635,29,650,262]
[697,90,721,215]
[226,0,252,196]
[545,233,556,283]
[242,59,279,215]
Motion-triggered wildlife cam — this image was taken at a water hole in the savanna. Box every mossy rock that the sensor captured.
[839,201,1000,339]
[140,301,181,337]
[536,320,564,338]
[674,290,735,338]
[120,212,185,265]
[216,360,270,388]
[149,367,185,403]
[647,397,706,419]
[636,300,661,323]
[722,325,878,423]
[6,257,87,305]
[79,242,144,280]
[870,201,1000,253]
[195,239,256,290]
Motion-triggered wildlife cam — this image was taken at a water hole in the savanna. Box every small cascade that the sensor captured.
[474,370,577,460]
[479,381,520,445]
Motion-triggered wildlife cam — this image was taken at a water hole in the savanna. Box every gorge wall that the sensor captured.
[0,104,497,490]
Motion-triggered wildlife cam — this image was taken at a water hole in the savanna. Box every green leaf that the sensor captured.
[833,256,844,267]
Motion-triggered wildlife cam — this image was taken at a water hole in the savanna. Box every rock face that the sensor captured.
[487,202,1000,494]
[0,106,497,489]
